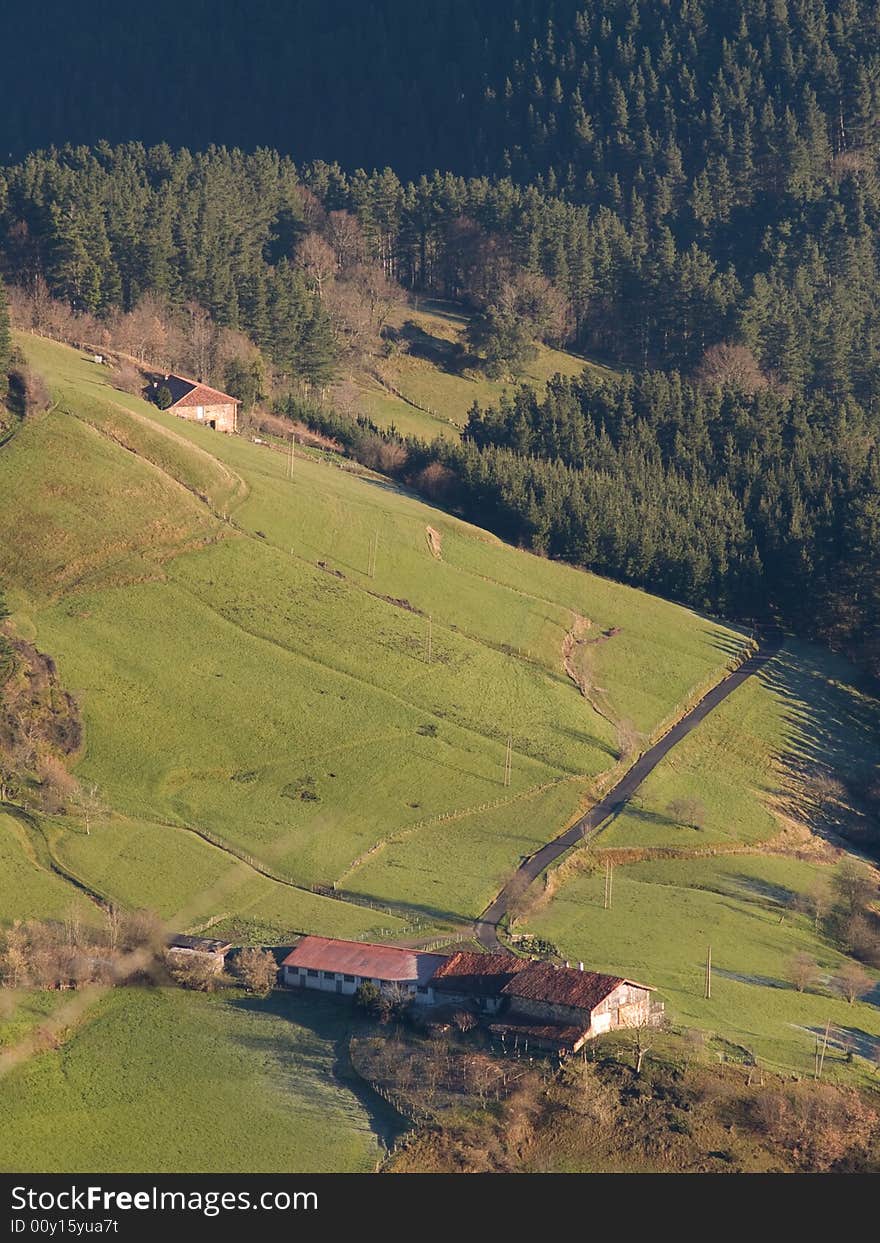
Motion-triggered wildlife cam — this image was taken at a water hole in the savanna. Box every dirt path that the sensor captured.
[475,632,783,949]
[562,613,624,745]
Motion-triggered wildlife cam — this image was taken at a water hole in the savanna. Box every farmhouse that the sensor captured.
[153,373,239,433]
[493,961,658,1053]
[429,950,529,1014]
[278,935,661,1055]
[281,936,447,1003]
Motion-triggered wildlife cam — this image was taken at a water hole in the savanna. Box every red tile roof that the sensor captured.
[500,961,633,1011]
[430,950,529,997]
[281,936,447,985]
[160,373,239,409]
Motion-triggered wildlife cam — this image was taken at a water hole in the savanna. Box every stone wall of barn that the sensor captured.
[174,401,237,433]
[589,984,656,1033]
[510,984,655,1032]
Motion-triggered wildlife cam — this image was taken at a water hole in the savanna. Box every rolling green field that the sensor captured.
[0,333,744,935]
[517,626,880,1081]
[0,987,390,1172]
[0,812,94,926]
[3,331,879,1097]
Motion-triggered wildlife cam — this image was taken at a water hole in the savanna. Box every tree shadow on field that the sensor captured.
[721,873,800,911]
[715,967,794,992]
[756,645,880,856]
[552,721,618,761]
[394,320,465,374]
[225,992,408,1148]
[704,623,756,664]
[802,1023,880,1061]
[616,804,683,828]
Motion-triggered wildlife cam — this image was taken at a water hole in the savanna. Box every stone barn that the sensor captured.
[428,950,529,1014]
[154,374,239,433]
[166,934,233,975]
[494,960,659,1053]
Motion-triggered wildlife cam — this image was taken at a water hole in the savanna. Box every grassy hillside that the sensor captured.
[0,812,94,926]
[517,635,880,1081]
[522,851,880,1085]
[0,333,743,939]
[0,987,390,1172]
[351,300,615,440]
[3,332,878,1090]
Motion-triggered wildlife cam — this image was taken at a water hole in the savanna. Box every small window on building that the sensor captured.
[343,973,355,982]
[287,966,300,976]
[321,970,335,979]
[306,968,319,978]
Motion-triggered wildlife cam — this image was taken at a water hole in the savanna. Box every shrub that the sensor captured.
[235,947,278,996]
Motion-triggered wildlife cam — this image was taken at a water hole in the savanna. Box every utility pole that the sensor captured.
[368,530,378,578]
[425,614,432,663]
[503,736,512,787]
[704,945,712,1000]
[604,859,613,910]
[816,1018,831,1080]
[287,434,295,481]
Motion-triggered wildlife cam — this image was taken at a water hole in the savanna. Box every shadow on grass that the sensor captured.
[225,991,408,1149]
[715,967,794,992]
[721,873,801,910]
[803,1023,880,1062]
[757,645,880,856]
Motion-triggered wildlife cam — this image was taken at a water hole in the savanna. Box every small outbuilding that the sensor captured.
[166,934,233,975]
[153,374,239,433]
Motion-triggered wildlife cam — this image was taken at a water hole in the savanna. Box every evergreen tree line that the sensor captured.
[4,2,880,398]
[445,373,879,672]
[4,133,880,400]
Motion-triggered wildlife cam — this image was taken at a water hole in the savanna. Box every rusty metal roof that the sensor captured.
[500,961,628,1010]
[430,950,529,996]
[488,1013,589,1050]
[281,937,447,985]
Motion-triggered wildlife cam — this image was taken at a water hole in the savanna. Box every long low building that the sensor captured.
[279,937,662,1052]
[281,936,447,1003]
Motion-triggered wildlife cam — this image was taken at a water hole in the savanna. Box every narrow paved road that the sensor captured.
[475,632,782,949]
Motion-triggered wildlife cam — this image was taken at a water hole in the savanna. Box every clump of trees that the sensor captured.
[0,907,164,991]
[355,980,412,1024]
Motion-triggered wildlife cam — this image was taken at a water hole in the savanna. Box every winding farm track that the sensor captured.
[475,631,783,949]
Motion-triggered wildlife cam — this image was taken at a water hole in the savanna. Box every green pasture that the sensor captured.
[0,333,748,928]
[0,987,389,1172]
[523,852,880,1084]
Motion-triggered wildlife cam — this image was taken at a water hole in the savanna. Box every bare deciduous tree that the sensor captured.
[788,952,820,994]
[831,961,873,1005]
[235,947,278,996]
[297,232,338,299]
[695,342,771,393]
[667,796,707,830]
